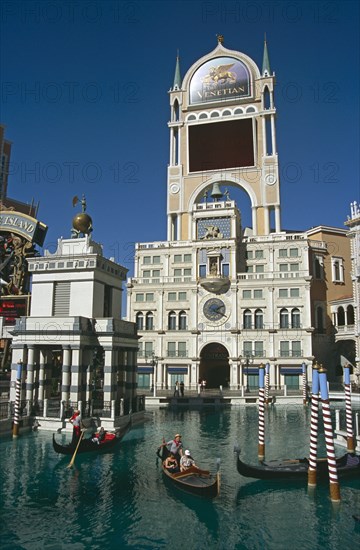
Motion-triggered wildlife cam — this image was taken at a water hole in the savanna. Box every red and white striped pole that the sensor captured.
[308,362,320,488]
[302,362,308,406]
[258,363,265,460]
[344,364,355,453]
[13,361,23,438]
[318,365,341,503]
[265,362,270,406]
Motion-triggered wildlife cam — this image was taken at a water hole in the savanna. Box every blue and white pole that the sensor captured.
[302,362,307,405]
[13,361,23,438]
[344,364,355,453]
[258,364,265,460]
[265,362,270,406]
[319,365,341,502]
[308,362,320,487]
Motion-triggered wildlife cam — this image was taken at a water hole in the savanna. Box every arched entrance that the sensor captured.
[199,343,229,389]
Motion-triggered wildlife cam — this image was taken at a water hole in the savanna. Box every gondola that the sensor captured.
[53,419,131,456]
[235,447,360,481]
[157,444,220,499]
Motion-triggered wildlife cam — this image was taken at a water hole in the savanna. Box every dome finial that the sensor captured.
[216,34,224,45]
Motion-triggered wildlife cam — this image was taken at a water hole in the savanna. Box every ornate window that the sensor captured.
[179,311,187,330]
[136,312,144,330]
[145,312,154,330]
[243,309,252,329]
[168,311,176,330]
[280,308,289,329]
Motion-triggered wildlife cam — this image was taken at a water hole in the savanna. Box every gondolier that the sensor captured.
[165,434,183,460]
[69,410,82,442]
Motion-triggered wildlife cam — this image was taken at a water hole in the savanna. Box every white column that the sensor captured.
[261,114,267,155]
[26,346,35,402]
[252,206,258,235]
[38,349,47,403]
[271,114,277,154]
[61,346,71,402]
[103,348,115,404]
[275,205,281,233]
[264,206,270,235]
[69,348,82,403]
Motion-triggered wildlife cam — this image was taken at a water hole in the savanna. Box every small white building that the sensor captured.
[10,211,140,429]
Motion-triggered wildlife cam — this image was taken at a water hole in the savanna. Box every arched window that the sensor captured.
[347,305,355,325]
[179,310,187,330]
[337,306,345,326]
[168,311,176,330]
[280,308,289,329]
[145,312,154,330]
[243,309,252,329]
[136,312,144,330]
[254,309,264,329]
[291,308,301,328]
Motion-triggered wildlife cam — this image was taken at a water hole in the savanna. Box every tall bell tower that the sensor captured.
[167,35,281,240]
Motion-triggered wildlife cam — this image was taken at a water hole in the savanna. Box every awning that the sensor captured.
[280,367,303,375]
[168,367,188,374]
[137,367,154,374]
[244,367,259,374]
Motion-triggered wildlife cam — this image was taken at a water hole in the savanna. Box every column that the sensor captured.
[61,345,71,403]
[252,206,258,236]
[269,362,276,390]
[103,348,116,405]
[69,347,83,404]
[270,114,277,154]
[275,205,281,233]
[26,345,35,402]
[264,206,270,235]
[261,114,267,155]
[9,346,26,402]
[38,349,47,403]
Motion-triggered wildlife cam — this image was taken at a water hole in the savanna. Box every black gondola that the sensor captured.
[157,444,220,498]
[53,419,131,456]
[235,447,360,481]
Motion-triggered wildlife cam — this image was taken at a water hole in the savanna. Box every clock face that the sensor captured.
[203,298,226,322]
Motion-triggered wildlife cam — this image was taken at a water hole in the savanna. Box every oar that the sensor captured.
[67,430,85,469]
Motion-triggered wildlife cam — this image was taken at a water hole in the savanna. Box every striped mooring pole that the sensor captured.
[344,364,355,453]
[308,362,320,487]
[258,363,265,460]
[265,362,270,406]
[302,362,308,405]
[318,365,341,503]
[13,361,23,438]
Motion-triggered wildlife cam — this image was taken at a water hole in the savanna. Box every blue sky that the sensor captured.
[1,0,359,274]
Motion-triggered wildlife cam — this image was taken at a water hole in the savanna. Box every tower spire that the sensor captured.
[172,51,182,90]
[262,34,271,76]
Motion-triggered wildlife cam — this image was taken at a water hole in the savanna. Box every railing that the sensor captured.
[166,350,188,358]
[278,350,303,357]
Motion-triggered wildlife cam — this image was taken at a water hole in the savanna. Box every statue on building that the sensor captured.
[203,226,223,239]
[71,195,93,238]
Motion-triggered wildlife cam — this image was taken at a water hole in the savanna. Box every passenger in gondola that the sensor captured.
[69,410,82,442]
[180,449,197,471]
[163,454,180,473]
[98,427,106,442]
[91,426,106,445]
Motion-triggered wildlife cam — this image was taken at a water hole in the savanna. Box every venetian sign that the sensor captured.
[190,56,251,105]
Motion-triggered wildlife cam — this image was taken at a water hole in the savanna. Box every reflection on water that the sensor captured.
[0,405,359,550]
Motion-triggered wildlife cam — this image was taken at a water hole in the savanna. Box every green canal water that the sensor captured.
[1,405,359,549]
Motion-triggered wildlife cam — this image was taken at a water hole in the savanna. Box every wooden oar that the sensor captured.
[67,430,85,469]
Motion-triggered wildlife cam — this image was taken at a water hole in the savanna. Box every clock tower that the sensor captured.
[167,34,280,241]
[127,37,314,393]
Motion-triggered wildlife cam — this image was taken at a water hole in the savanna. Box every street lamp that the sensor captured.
[241,353,254,393]
[147,352,160,397]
